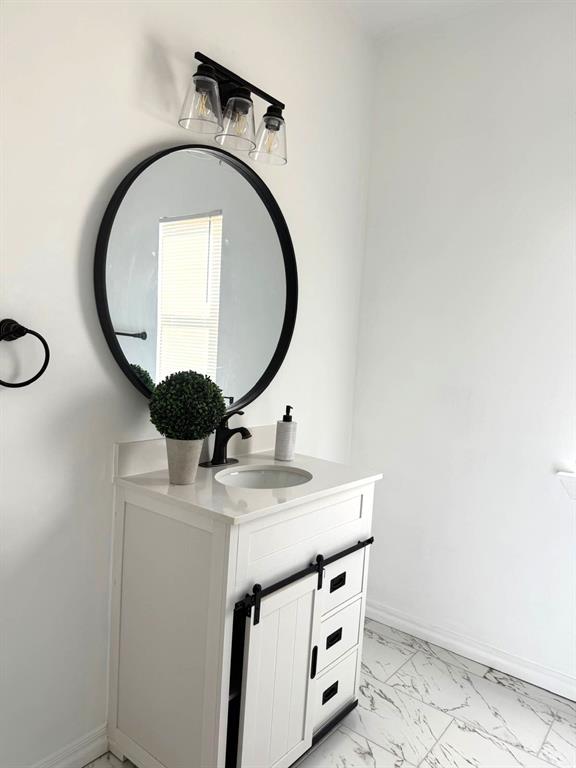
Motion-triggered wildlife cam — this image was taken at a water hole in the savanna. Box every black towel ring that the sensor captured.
[0,318,50,388]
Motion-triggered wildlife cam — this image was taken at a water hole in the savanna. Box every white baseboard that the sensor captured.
[366,599,576,702]
[31,725,108,768]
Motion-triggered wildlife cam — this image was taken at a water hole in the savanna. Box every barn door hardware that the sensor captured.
[236,537,374,626]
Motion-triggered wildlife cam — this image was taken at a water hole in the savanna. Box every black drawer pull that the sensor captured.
[326,627,342,649]
[310,646,318,679]
[322,680,339,705]
[330,572,346,593]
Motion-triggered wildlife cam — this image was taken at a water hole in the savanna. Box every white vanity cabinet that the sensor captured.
[108,453,381,768]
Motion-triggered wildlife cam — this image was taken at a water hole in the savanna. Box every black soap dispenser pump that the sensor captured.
[275,405,297,461]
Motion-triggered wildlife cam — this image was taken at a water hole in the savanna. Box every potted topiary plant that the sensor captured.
[149,370,226,485]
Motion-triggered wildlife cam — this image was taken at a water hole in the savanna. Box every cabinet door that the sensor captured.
[237,573,319,768]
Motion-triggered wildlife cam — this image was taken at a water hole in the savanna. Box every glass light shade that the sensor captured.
[215,91,256,151]
[249,107,287,166]
[178,66,222,134]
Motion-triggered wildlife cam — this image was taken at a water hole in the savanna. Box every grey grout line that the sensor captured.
[537,720,555,760]
[416,717,454,768]
[382,647,420,684]
[340,718,395,758]
[342,716,424,765]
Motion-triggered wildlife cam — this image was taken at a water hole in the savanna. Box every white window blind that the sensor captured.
[157,212,222,382]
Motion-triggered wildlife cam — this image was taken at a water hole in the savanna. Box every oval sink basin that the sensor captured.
[215,464,313,489]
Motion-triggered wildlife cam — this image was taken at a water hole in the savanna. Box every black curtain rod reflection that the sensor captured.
[115,330,147,340]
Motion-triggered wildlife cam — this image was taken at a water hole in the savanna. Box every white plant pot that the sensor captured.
[165,438,203,485]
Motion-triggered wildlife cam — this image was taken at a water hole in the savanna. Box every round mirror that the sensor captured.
[95,145,297,410]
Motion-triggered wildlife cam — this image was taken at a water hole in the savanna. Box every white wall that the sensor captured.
[0,3,373,765]
[353,2,576,696]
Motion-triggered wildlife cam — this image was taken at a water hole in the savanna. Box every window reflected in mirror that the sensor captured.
[157,212,223,382]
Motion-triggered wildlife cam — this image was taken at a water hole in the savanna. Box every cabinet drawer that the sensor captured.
[319,549,365,616]
[313,649,358,732]
[317,599,362,674]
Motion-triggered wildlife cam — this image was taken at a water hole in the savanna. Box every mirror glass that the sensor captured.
[99,147,295,406]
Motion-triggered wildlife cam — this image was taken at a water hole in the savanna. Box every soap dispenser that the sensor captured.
[275,405,297,461]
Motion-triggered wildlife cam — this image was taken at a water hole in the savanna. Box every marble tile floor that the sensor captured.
[85,618,576,768]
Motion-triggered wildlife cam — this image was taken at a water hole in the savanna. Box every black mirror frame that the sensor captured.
[94,144,298,412]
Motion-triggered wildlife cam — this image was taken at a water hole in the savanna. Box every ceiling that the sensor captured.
[338,0,490,38]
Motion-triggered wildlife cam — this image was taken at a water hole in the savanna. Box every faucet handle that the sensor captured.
[220,407,244,427]
[224,396,244,418]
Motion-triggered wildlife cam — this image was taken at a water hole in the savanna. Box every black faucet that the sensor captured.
[200,408,252,467]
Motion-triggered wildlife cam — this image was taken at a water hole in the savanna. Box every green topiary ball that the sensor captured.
[130,363,156,392]
[149,370,226,441]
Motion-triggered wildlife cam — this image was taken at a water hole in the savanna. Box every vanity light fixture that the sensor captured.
[179,52,287,165]
[215,87,256,151]
[249,105,287,166]
[178,63,223,134]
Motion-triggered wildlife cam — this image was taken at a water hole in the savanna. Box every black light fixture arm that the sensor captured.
[0,318,50,388]
[195,52,285,110]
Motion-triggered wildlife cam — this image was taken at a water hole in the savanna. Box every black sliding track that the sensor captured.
[236,537,374,626]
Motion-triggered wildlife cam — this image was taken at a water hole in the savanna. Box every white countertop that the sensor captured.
[116,451,382,525]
